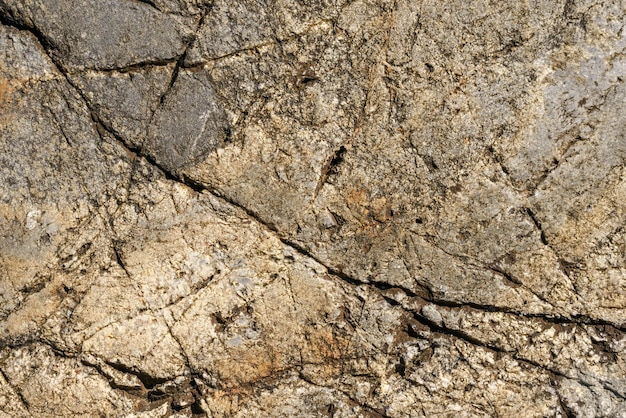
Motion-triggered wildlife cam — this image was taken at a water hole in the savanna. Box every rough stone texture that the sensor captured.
[0,0,625,417]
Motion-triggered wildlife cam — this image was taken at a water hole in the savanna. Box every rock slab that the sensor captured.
[1,0,625,417]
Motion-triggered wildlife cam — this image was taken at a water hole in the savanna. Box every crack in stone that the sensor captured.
[79,357,144,394]
[298,371,388,418]
[312,145,348,204]
[102,359,168,389]
[382,290,626,401]
[419,232,566,311]
[0,366,32,416]
[485,263,559,309]
[521,206,585,295]
[552,377,576,418]
[130,0,162,13]
[72,59,178,75]
[426,317,578,387]
[3,7,625,412]
[63,94,626,335]
[524,207,549,246]
[111,242,195,384]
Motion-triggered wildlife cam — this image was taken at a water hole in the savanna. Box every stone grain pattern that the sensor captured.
[0,0,625,417]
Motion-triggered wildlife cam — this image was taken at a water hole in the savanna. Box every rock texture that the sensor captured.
[1,0,625,417]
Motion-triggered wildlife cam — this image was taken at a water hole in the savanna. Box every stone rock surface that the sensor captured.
[1,0,625,417]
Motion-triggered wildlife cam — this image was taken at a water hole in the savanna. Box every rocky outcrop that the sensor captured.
[1,0,625,416]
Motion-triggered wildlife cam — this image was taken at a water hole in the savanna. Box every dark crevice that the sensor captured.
[519,357,591,391]
[183,175,281,232]
[37,338,78,359]
[330,145,347,169]
[552,378,576,418]
[2,340,80,375]
[486,263,558,308]
[410,307,616,396]
[280,236,623,333]
[313,145,348,201]
[158,50,187,105]
[146,6,210,149]
[541,313,626,331]
[419,233,563,314]
[104,360,168,389]
[280,237,433,301]
[133,0,162,13]
[277,234,624,335]
[19,279,46,296]
[81,358,145,394]
[524,207,548,245]
[0,10,53,50]
[487,145,510,175]
[403,287,625,334]
[521,206,587,306]
[386,288,626,385]
[188,377,206,415]
[422,155,439,171]
[0,367,30,413]
[112,243,133,280]
[413,312,513,355]
[76,58,178,75]
[601,381,626,401]
[486,264,522,286]
[163,323,194,383]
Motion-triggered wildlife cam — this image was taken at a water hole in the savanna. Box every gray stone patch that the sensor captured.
[2,0,194,70]
[144,70,230,171]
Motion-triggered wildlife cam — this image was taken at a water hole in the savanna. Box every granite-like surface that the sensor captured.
[1,1,625,416]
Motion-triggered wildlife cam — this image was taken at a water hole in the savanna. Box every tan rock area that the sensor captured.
[1,0,625,416]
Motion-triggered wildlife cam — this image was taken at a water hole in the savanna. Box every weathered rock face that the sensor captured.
[1,0,625,416]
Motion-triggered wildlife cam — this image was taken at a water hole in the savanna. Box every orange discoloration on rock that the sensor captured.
[346,187,394,225]
[216,348,276,388]
[0,77,11,106]
[305,327,350,361]
[347,188,368,207]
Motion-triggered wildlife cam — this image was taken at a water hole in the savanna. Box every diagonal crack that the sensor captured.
[5,7,625,341]
[408,305,616,399]
[111,242,196,382]
[80,356,145,394]
[524,207,548,246]
[4,8,626,407]
[0,366,32,417]
[312,145,347,204]
[53,90,626,338]
[382,286,626,402]
[131,0,162,13]
[486,263,559,310]
[151,6,210,109]
[420,232,566,312]
[102,359,168,389]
